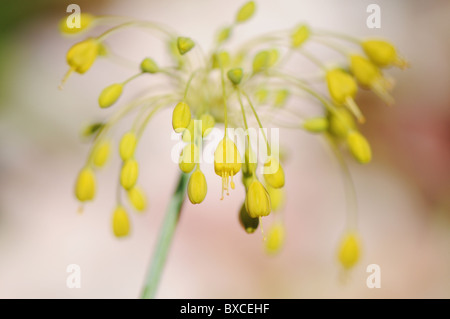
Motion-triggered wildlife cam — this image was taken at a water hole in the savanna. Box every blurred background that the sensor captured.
[0,0,449,298]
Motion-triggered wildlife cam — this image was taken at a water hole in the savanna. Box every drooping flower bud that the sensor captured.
[179,143,199,173]
[187,168,207,204]
[291,25,310,48]
[327,108,355,138]
[75,167,96,202]
[59,13,95,35]
[338,232,361,269]
[303,117,329,133]
[120,159,139,190]
[346,130,372,164]
[140,57,159,73]
[177,37,195,55]
[265,222,285,254]
[227,68,244,85]
[245,180,271,218]
[66,38,100,74]
[127,186,147,212]
[263,157,285,189]
[112,206,131,238]
[92,140,111,167]
[172,102,191,133]
[236,1,256,23]
[119,132,137,161]
[98,83,123,108]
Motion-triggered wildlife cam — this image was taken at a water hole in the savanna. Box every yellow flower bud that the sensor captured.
[140,57,159,73]
[236,1,256,23]
[214,137,242,199]
[177,37,195,55]
[119,132,137,161]
[212,51,231,69]
[227,68,244,85]
[81,122,104,139]
[59,13,94,35]
[188,169,207,204]
[200,113,215,137]
[338,232,361,269]
[127,186,147,212]
[92,140,111,167]
[291,25,310,48]
[217,27,232,43]
[274,89,290,107]
[267,186,285,212]
[98,83,123,108]
[252,50,270,73]
[245,180,271,218]
[238,203,259,234]
[346,131,372,164]
[303,117,329,133]
[350,55,394,105]
[179,143,199,173]
[172,102,191,133]
[326,69,365,123]
[327,108,355,138]
[362,39,408,69]
[66,38,99,74]
[112,206,131,238]
[265,222,285,254]
[75,167,96,202]
[263,157,285,189]
[120,159,139,190]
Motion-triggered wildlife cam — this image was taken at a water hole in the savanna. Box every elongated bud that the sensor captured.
[188,169,207,204]
[217,27,232,43]
[303,117,329,133]
[239,203,259,234]
[227,68,243,85]
[140,57,159,73]
[92,140,111,167]
[236,1,256,23]
[127,186,147,212]
[338,232,361,269]
[66,38,99,74]
[265,222,285,254]
[263,157,285,189]
[179,143,199,173]
[172,102,191,133]
[362,39,408,69]
[177,37,195,55]
[112,206,131,238]
[119,132,137,161]
[291,25,310,48]
[59,13,95,35]
[120,159,139,190]
[245,180,271,218]
[346,131,372,164]
[75,167,96,202]
[200,113,215,137]
[99,83,123,108]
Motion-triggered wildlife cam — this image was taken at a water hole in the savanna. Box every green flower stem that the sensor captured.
[140,172,189,299]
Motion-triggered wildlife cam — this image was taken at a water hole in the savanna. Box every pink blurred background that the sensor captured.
[0,0,449,298]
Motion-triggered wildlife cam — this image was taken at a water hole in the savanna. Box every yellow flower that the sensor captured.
[59,13,95,35]
[187,169,207,204]
[245,180,271,218]
[265,222,285,254]
[291,25,310,48]
[119,132,137,161]
[127,186,147,212]
[179,143,199,173]
[92,140,111,167]
[326,69,365,123]
[214,137,242,199]
[66,38,100,74]
[98,83,123,108]
[362,39,408,69]
[75,167,96,202]
[112,206,131,238]
[120,159,139,190]
[177,37,195,55]
[172,101,191,133]
[236,1,256,23]
[346,130,372,164]
[338,232,361,269]
[350,55,394,105]
[238,203,259,234]
[263,157,285,189]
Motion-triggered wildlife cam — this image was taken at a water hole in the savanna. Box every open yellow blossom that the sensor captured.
[214,137,241,199]
[112,206,131,238]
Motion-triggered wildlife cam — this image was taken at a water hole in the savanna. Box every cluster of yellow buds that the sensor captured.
[64,1,407,268]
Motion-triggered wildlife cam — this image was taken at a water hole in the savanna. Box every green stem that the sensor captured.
[140,172,189,299]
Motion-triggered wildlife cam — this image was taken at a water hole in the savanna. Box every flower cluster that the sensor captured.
[62,1,407,269]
